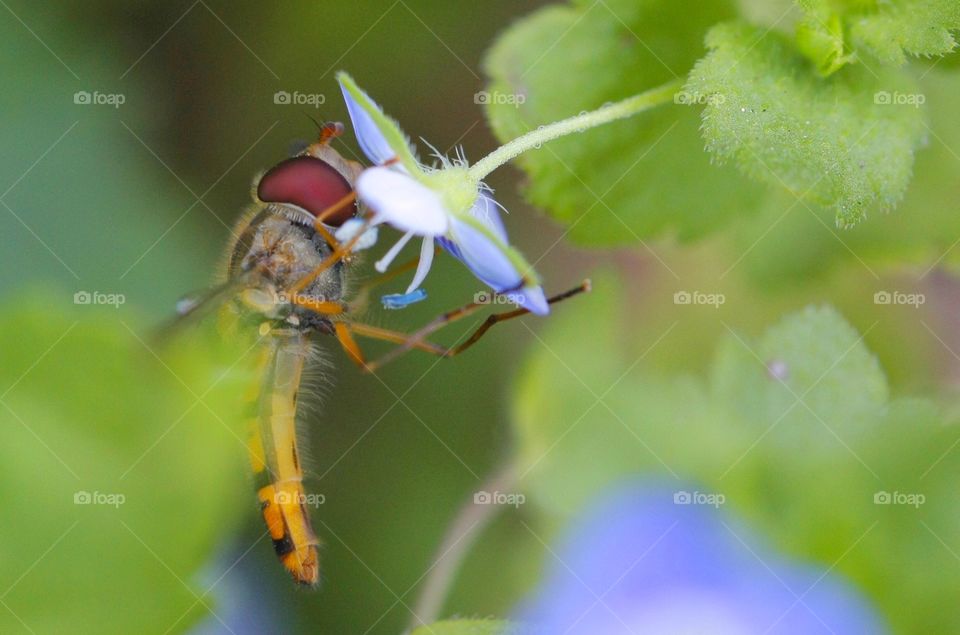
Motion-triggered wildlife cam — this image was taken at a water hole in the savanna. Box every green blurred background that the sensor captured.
[3,2,960,634]
[2,2,566,634]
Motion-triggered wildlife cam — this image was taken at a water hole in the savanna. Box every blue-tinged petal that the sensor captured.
[337,73,420,173]
[448,215,521,290]
[357,168,449,235]
[447,202,549,315]
[506,285,549,316]
[338,78,397,166]
[470,191,508,241]
[437,193,502,260]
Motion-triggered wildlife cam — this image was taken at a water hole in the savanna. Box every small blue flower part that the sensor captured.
[337,72,548,315]
[439,192,547,314]
[381,289,428,310]
[516,481,889,634]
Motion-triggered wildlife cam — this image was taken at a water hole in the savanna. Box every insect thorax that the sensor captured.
[227,208,344,332]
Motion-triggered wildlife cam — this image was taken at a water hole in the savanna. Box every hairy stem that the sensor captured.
[467,78,684,182]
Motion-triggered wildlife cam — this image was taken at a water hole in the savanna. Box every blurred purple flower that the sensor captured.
[516,483,888,634]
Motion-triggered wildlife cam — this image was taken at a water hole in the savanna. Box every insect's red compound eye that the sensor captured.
[257,156,355,226]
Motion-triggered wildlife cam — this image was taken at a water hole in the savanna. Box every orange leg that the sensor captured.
[333,322,450,371]
[308,190,359,251]
[286,216,372,296]
[335,281,591,372]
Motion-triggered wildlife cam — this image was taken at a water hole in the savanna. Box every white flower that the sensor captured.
[337,72,548,315]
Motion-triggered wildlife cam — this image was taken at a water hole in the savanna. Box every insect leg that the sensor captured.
[310,191,358,249]
[332,322,448,370]
[348,280,591,372]
[286,216,372,296]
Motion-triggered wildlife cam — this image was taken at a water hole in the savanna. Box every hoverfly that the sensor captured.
[166,122,587,586]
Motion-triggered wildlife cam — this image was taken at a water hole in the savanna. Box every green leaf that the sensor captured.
[511,271,960,633]
[483,0,763,246]
[711,305,888,447]
[732,68,960,285]
[0,296,252,634]
[790,0,960,66]
[795,0,855,75]
[848,0,960,65]
[410,620,524,635]
[687,21,927,227]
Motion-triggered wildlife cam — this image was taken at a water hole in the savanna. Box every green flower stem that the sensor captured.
[467,78,684,182]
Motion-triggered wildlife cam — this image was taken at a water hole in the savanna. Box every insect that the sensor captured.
[167,122,588,586]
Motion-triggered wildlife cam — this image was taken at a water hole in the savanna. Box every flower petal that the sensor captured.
[357,167,449,235]
[338,78,396,166]
[448,216,519,289]
[437,192,509,258]
[509,285,549,316]
[337,73,420,173]
[447,214,550,315]
[470,191,508,242]
[334,218,378,250]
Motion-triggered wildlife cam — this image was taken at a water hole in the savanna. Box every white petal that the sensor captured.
[405,237,435,294]
[357,167,449,235]
[338,79,397,166]
[334,218,378,250]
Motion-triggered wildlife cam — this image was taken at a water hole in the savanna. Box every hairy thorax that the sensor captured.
[227,210,344,332]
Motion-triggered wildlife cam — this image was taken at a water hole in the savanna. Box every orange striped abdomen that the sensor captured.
[246,331,319,586]
[257,481,319,585]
